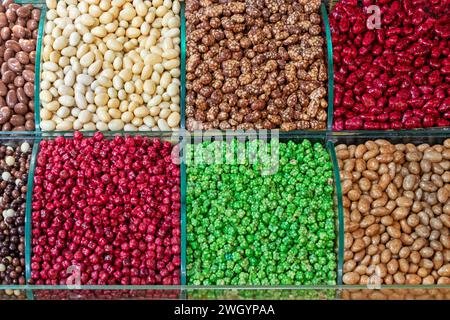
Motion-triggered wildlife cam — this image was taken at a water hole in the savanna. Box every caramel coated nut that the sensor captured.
[185,0,327,130]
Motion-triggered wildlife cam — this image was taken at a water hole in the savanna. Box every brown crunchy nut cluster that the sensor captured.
[185,0,327,130]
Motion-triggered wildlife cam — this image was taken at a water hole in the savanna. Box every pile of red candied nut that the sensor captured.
[331,0,450,130]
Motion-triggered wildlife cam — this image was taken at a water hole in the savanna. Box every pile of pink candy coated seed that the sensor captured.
[30,132,181,285]
[330,0,450,130]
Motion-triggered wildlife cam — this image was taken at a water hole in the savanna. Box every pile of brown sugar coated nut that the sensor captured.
[337,139,450,285]
[185,0,328,130]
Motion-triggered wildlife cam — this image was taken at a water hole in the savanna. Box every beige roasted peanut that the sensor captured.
[340,141,449,284]
[343,272,360,285]
[348,189,361,201]
[350,210,362,223]
[399,258,409,273]
[393,272,406,284]
[366,224,381,237]
[387,226,401,239]
[355,144,367,159]
[396,196,413,207]
[351,238,366,252]
[337,149,350,160]
[358,197,371,213]
[438,264,450,277]
[398,247,411,259]
[372,194,388,208]
[343,260,356,273]
[358,178,371,192]
[381,216,394,226]
[369,185,384,199]
[386,183,399,199]
[344,233,354,249]
[410,239,426,254]
[380,248,392,263]
[360,215,375,228]
[423,149,443,162]
[391,207,409,220]
[403,174,419,191]
[405,274,421,284]
[387,239,402,254]
[441,214,450,228]
[341,179,352,194]
[386,259,399,275]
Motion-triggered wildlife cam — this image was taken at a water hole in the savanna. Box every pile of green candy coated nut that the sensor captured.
[187,289,336,300]
[186,139,337,285]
